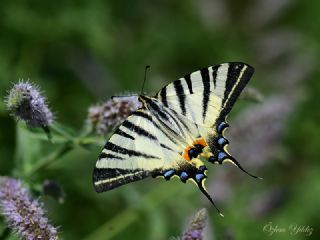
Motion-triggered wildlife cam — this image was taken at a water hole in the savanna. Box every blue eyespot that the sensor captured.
[188,147,202,159]
[180,172,188,181]
[217,122,229,133]
[195,173,205,183]
[218,151,227,161]
[217,137,228,146]
[163,169,175,179]
[199,165,207,172]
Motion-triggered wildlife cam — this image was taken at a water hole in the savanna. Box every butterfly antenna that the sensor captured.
[141,65,150,95]
[197,182,224,217]
[227,157,263,180]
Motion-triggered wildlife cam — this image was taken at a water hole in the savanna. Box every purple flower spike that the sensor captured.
[5,81,54,128]
[0,177,58,240]
[181,208,208,240]
[87,95,141,135]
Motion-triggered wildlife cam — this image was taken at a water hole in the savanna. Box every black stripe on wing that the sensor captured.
[132,110,179,145]
[140,96,186,137]
[211,65,219,89]
[93,167,151,192]
[166,107,191,133]
[99,152,124,160]
[160,86,168,107]
[129,110,179,151]
[200,68,211,121]
[104,142,160,159]
[140,95,170,121]
[122,120,157,140]
[132,110,154,122]
[220,63,254,118]
[161,106,189,136]
[114,128,135,140]
[160,143,175,152]
[184,74,193,94]
[222,63,242,106]
[173,79,186,115]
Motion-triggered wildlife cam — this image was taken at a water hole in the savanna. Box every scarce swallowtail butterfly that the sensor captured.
[93,62,260,216]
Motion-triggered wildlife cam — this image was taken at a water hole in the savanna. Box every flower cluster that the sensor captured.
[181,208,208,240]
[5,81,54,128]
[87,95,141,135]
[0,177,58,240]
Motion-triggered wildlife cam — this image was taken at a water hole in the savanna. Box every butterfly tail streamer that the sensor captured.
[197,182,224,217]
[227,156,262,180]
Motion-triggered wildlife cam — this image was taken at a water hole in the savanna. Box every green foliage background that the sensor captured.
[0,0,319,239]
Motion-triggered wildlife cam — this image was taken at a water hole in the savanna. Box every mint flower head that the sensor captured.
[5,81,54,128]
[181,208,208,240]
[0,177,58,240]
[87,95,141,135]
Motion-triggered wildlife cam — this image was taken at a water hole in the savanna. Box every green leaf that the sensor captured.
[14,122,42,176]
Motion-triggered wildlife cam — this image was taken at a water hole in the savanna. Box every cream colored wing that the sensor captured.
[154,62,259,180]
[93,108,184,192]
[93,99,223,213]
[155,62,254,127]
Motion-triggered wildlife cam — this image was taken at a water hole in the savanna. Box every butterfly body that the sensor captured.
[93,62,259,214]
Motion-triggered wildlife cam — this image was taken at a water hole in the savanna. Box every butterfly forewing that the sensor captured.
[93,107,192,192]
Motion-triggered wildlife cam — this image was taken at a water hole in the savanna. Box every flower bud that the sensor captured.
[5,81,54,128]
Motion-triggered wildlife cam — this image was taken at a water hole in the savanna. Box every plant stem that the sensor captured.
[25,134,103,176]
[82,182,187,240]
[82,209,139,240]
[26,142,74,176]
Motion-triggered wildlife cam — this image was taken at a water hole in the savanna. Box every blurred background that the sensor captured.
[0,0,319,239]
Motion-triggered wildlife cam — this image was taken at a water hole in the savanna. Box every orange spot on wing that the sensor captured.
[182,138,207,161]
[194,138,207,147]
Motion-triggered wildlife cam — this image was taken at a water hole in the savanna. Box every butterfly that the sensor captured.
[93,62,260,216]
